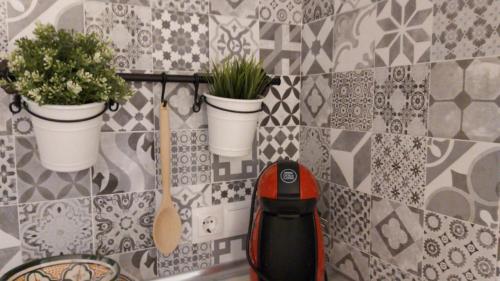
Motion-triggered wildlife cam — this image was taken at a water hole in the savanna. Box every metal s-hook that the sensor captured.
[160,72,168,107]
[192,73,203,112]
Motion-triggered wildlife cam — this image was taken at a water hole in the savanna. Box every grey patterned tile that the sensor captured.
[19,197,93,261]
[258,126,299,171]
[158,242,211,277]
[429,57,500,143]
[332,4,376,72]
[301,74,332,127]
[260,22,301,75]
[371,196,423,277]
[330,239,370,281]
[370,256,421,281]
[85,1,153,72]
[425,138,500,229]
[209,0,257,18]
[317,180,331,220]
[302,0,334,24]
[331,69,374,131]
[102,82,155,132]
[93,191,155,255]
[169,130,211,187]
[432,0,500,61]
[212,235,246,264]
[0,205,21,276]
[211,139,257,182]
[15,137,91,203]
[92,132,155,195]
[330,129,371,193]
[0,90,12,135]
[299,126,330,182]
[12,111,32,136]
[208,15,259,62]
[330,184,371,252]
[212,179,254,205]
[259,0,302,24]
[151,0,208,13]
[0,136,16,206]
[422,211,498,281]
[260,76,300,127]
[335,0,378,14]
[373,64,430,136]
[94,0,150,5]
[371,133,427,208]
[109,248,158,280]
[0,0,6,54]
[152,9,209,73]
[301,17,334,75]
[374,0,433,67]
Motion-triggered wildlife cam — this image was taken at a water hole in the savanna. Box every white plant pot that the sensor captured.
[204,94,263,157]
[25,99,105,172]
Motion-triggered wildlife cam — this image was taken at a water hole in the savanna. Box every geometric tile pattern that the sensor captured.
[302,0,335,24]
[158,242,211,277]
[209,0,258,18]
[331,70,374,131]
[0,136,16,206]
[152,0,209,13]
[375,0,433,67]
[19,198,93,261]
[171,130,211,187]
[371,196,423,277]
[212,179,255,205]
[335,0,378,15]
[212,235,247,265]
[371,133,427,208]
[429,58,500,143]
[301,17,334,75]
[373,64,430,136]
[260,22,301,75]
[330,184,371,252]
[260,76,300,127]
[432,0,500,61]
[422,212,498,281]
[258,126,299,171]
[152,10,209,73]
[330,129,371,194]
[425,138,500,229]
[85,1,153,72]
[259,0,302,24]
[211,141,258,182]
[317,181,331,220]
[331,239,370,281]
[108,249,158,281]
[370,255,420,281]
[0,205,21,275]
[301,74,332,127]
[299,127,330,182]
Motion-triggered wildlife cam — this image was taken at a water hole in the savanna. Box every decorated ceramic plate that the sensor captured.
[0,255,120,281]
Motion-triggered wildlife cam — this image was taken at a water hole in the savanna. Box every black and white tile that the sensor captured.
[260,76,300,127]
[258,126,299,171]
[158,242,212,276]
[212,179,255,205]
[302,0,334,24]
[151,0,209,13]
[0,205,21,275]
[259,0,302,25]
[109,248,158,281]
[330,239,370,281]
[299,126,330,182]
[301,17,334,75]
[0,135,16,206]
[300,74,332,127]
[209,0,257,18]
[211,140,258,182]
[212,235,246,264]
[260,22,301,75]
[370,255,420,281]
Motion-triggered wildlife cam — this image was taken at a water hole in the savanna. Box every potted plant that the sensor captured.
[205,57,271,157]
[1,23,132,172]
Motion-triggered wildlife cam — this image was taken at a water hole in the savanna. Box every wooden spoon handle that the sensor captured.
[159,104,172,205]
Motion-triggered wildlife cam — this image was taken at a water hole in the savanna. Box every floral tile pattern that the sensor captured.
[209,15,259,62]
[422,212,498,281]
[12,112,33,136]
[301,17,334,75]
[331,239,370,281]
[299,126,330,182]
[374,0,433,67]
[212,179,255,205]
[301,74,332,127]
[260,22,301,75]
[170,130,211,187]
[425,138,500,229]
[331,69,374,132]
[158,242,211,276]
[15,137,91,203]
[259,0,302,24]
[373,64,430,136]
[151,0,209,13]
[260,76,300,127]
[85,1,153,72]
[212,235,246,264]
[152,10,209,73]
[332,4,376,72]
[93,191,155,255]
[371,196,423,277]
[102,82,155,132]
[211,141,258,182]
[209,0,257,18]
[371,133,427,208]
[0,205,21,276]
[428,58,500,143]
[432,0,500,61]
[302,0,334,24]
[93,132,155,195]
[0,136,16,206]
[109,249,158,281]
[0,91,12,135]
[19,198,93,260]
[258,126,299,171]
[330,184,371,252]
[330,129,371,193]
[370,256,420,281]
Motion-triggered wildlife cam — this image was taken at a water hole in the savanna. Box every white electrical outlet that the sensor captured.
[192,205,224,243]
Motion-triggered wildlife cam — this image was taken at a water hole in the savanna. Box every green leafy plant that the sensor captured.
[0,23,132,105]
[207,57,272,100]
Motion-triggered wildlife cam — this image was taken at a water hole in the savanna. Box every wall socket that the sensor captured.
[192,205,224,243]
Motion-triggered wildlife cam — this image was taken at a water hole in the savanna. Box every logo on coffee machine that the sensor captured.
[280,169,298,184]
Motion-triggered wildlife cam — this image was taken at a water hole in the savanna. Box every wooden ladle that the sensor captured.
[153,104,182,255]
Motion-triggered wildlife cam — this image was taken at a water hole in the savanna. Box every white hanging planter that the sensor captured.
[24,98,105,172]
[204,93,263,157]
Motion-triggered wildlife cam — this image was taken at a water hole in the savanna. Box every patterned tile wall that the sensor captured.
[0,0,303,278]
[298,0,500,279]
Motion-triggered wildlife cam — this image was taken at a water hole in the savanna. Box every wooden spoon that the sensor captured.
[153,104,182,255]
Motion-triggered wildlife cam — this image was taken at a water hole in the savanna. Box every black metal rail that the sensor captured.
[118,72,281,86]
